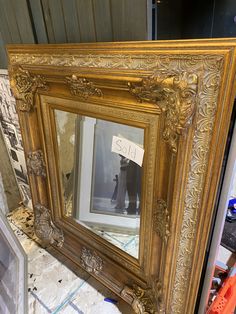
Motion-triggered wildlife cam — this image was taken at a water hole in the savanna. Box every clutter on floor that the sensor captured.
[7,206,132,314]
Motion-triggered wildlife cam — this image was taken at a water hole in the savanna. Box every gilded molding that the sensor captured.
[66,75,102,99]
[10,66,48,111]
[153,200,170,244]
[9,53,223,71]
[155,281,165,314]
[8,51,225,313]
[27,150,46,177]
[34,204,64,247]
[169,60,224,312]
[128,72,198,153]
[80,247,103,275]
[121,285,157,314]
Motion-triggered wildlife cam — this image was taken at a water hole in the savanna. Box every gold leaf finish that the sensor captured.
[155,281,165,314]
[10,66,48,111]
[169,59,224,313]
[128,72,198,153]
[80,247,103,275]
[14,53,223,313]
[27,150,46,177]
[34,204,64,247]
[153,200,170,244]
[66,75,103,99]
[121,285,156,314]
[9,53,222,71]
[8,46,229,314]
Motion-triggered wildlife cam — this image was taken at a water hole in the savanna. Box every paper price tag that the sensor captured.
[111,136,144,166]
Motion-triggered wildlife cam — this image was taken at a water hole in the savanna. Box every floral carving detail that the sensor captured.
[27,150,46,177]
[8,51,225,313]
[128,72,198,153]
[34,204,64,247]
[66,75,103,99]
[169,60,224,313]
[121,285,157,314]
[10,66,48,111]
[153,200,170,244]
[80,247,103,274]
[8,53,222,70]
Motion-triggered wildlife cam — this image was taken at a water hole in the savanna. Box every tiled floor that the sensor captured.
[7,207,133,314]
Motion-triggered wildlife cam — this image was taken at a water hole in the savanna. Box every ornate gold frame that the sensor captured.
[7,39,236,314]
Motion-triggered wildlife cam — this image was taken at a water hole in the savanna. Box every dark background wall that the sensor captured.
[1,0,236,68]
[0,0,150,68]
[156,0,236,39]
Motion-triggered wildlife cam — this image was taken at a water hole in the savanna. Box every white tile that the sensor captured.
[28,292,50,314]
[21,238,41,255]
[27,253,85,311]
[56,306,76,313]
[71,278,122,314]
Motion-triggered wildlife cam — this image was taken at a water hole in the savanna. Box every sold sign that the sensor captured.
[111,136,144,167]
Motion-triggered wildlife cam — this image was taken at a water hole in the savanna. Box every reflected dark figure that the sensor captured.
[111,174,119,202]
[126,161,141,215]
[115,156,129,211]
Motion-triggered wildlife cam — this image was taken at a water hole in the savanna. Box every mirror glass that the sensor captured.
[54,109,144,258]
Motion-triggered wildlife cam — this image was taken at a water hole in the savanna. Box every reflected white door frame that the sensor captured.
[73,116,140,232]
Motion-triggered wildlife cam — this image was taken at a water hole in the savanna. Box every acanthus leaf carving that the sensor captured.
[8,51,225,314]
[170,62,224,313]
[27,150,46,177]
[34,204,64,247]
[66,75,103,99]
[80,247,103,275]
[10,66,48,111]
[128,72,198,153]
[153,200,170,244]
[121,284,158,314]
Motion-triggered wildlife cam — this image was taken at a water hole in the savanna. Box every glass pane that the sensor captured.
[55,109,144,259]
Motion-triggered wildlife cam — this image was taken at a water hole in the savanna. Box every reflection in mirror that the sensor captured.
[55,109,144,258]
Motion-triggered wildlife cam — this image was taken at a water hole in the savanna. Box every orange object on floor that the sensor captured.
[207,264,236,314]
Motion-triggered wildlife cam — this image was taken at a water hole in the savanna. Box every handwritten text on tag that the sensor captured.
[111,136,144,167]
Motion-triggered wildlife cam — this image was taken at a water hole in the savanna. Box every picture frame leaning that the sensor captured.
[0,209,28,314]
[7,39,236,313]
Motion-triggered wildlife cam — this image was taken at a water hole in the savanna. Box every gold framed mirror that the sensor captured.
[7,39,236,313]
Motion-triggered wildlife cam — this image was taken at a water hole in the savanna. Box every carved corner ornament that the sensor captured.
[153,200,170,244]
[121,285,158,314]
[10,66,48,112]
[27,150,46,177]
[128,72,198,153]
[66,75,103,99]
[80,247,103,275]
[34,204,64,247]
